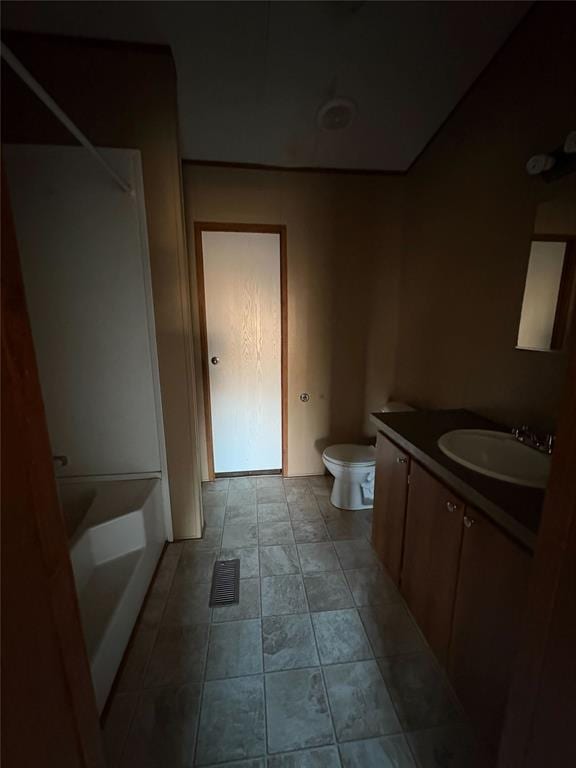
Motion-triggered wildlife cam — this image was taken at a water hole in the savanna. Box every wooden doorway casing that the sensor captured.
[498,323,576,766]
[2,170,105,767]
[194,222,288,480]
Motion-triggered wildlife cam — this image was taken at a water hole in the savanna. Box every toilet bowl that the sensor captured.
[322,444,376,510]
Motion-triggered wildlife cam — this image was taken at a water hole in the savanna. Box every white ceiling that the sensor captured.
[2,1,531,171]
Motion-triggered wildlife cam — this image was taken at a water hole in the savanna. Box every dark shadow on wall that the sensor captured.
[326,174,405,446]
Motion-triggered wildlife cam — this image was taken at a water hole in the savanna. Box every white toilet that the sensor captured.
[322,444,376,510]
[322,402,415,510]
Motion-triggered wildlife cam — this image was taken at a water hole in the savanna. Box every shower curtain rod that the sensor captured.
[1,42,134,196]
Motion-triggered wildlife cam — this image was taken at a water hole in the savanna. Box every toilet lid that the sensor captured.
[323,444,376,466]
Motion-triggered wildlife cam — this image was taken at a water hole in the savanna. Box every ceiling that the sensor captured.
[2,1,531,171]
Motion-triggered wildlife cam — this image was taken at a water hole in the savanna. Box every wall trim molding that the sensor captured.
[182,158,406,176]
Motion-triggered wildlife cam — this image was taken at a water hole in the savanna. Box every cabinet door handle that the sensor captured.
[397,456,408,464]
[446,501,458,513]
[463,515,475,528]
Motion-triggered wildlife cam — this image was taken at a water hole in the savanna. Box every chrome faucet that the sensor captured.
[511,425,555,455]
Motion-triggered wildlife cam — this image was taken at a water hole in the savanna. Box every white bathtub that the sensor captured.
[59,477,166,712]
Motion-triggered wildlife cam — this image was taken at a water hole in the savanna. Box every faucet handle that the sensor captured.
[512,425,528,441]
[512,425,555,454]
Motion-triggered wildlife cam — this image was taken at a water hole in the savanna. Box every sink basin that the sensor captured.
[437,429,550,488]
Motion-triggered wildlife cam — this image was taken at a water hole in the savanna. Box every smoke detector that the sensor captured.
[317,98,357,132]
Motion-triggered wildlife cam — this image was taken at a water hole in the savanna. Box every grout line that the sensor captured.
[194,480,229,766]
[137,544,183,683]
[253,484,269,760]
[191,585,215,765]
[107,693,140,768]
[404,729,426,768]
[112,543,184,767]
[288,485,342,756]
[308,607,340,763]
[258,527,269,758]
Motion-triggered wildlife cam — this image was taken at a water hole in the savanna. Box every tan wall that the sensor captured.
[331,176,406,437]
[2,36,202,537]
[533,176,576,237]
[8,3,573,503]
[183,165,404,478]
[395,4,576,432]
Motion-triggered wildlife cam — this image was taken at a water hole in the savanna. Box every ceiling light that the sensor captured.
[317,98,357,132]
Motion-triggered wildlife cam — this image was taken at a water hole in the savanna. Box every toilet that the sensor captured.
[322,402,415,510]
[322,444,376,510]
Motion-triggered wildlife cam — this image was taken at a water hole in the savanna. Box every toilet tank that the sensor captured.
[380,401,416,413]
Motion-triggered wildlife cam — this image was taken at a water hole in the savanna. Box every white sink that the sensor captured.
[437,429,550,488]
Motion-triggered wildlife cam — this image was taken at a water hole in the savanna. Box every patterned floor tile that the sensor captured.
[212,578,261,623]
[205,619,263,680]
[261,574,308,616]
[311,610,373,664]
[196,676,265,765]
[339,734,416,767]
[266,668,333,753]
[297,543,341,574]
[262,613,319,672]
[323,660,400,742]
[304,572,355,612]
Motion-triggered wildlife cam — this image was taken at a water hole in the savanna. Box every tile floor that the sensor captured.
[103,474,490,768]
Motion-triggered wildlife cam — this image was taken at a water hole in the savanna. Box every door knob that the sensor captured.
[446,501,458,513]
[396,456,408,464]
[463,515,476,528]
[211,356,220,365]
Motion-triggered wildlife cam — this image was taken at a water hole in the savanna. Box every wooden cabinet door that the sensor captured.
[372,432,410,584]
[401,462,464,665]
[448,508,532,753]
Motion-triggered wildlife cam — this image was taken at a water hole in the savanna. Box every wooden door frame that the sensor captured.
[498,318,576,765]
[2,170,105,766]
[194,222,288,479]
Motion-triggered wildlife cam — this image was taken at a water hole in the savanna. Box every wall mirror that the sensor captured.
[517,187,576,352]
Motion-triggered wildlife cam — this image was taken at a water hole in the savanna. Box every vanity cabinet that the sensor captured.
[372,430,533,756]
[401,461,465,665]
[372,433,410,584]
[448,507,532,752]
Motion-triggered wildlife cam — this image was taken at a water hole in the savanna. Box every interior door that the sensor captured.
[201,229,282,474]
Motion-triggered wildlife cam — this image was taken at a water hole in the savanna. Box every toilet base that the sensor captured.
[330,475,373,511]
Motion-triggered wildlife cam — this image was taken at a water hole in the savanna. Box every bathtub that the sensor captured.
[59,477,166,713]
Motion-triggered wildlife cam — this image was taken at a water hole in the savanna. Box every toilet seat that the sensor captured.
[323,444,375,467]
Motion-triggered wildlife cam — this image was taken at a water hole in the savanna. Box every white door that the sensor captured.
[201,230,282,474]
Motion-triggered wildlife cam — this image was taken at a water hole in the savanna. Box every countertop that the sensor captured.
[370,409,545,551]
